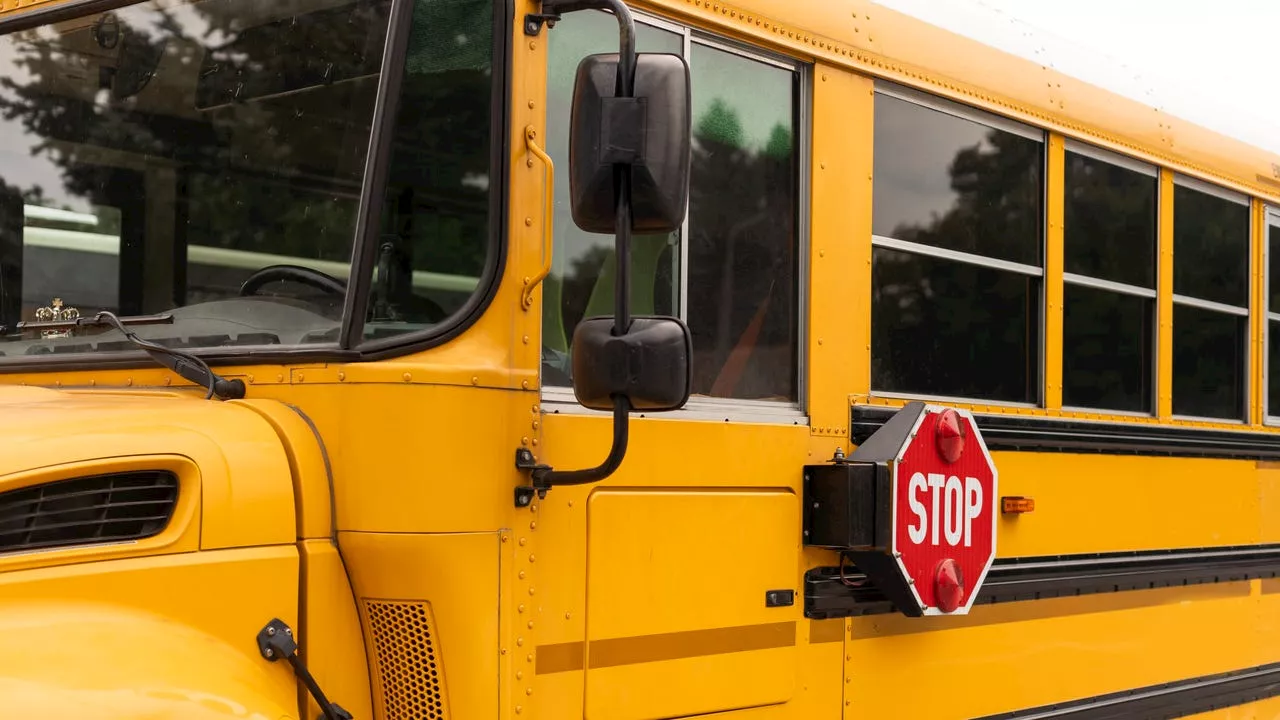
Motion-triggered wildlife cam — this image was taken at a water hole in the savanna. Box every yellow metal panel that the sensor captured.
[583,489,798,719]
[0,0,71,15]
[0,546,299,719]
[1045,134,1065,410]
[808,64,872,431]
[338,531,500,720]
[235,400,334,540]
[847,582,1268,719]
[0,386,295,550]
[299,540,373,720]
[996,452,1265,556]
[1158,169,1175,420]
[1253,199,1267,427]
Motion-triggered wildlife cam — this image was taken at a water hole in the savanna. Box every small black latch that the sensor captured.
[256,618,353,720]
[765,589,795,608]
[523,11,559,35]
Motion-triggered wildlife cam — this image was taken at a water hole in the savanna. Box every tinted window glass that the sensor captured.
[363,0,494,339]
[543,16,801,402]
[1064,151,1156,288]
[873,92,1043,266]
[872,246,1038,402]
[1062,284,1152,412]
[1173,183,1249,307]
[1271,318,1280,417]
[1270,224,1280,314]
[871,89,1043,403]
[1172,303,1245,419]
[0,0,389,353]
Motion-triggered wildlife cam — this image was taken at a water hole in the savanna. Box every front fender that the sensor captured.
[0,600,297,720]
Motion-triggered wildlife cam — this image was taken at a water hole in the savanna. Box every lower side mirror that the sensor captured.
[570,316,692,412]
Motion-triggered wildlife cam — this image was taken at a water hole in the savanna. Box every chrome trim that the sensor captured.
[1175,173,1250,206]
[874,80,1046,143]
[868,390,1039,410]
[1063,138,1158,177]
[1172,293,1249,316]
[872,235,1044,277]
[1063,272,1156,299]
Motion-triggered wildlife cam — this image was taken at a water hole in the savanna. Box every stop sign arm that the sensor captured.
[803,401,998,617]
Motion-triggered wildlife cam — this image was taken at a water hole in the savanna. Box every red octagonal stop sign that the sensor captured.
[891,405,998,615]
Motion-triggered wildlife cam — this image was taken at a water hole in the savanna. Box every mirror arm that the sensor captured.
[514,0,640,508]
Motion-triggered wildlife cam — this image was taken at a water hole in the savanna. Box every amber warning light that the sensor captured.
[1002,496,1035,514]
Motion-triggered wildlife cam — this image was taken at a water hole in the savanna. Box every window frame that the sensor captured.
[1059,138,1159,417]
[538,8,812,425]
[869,80,1048,409]
[0,0,512,371]
[1264,206,1280,425]
[1169,173,1252,424]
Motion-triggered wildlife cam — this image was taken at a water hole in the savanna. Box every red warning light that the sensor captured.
[934,558,965,613]
[935,408,966,463]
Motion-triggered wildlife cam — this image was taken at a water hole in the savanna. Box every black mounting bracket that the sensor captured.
[514,448,549,507]
[523,11,560,35]
[256,618,353,720]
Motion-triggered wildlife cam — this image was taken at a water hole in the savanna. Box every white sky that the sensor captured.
[875,0,1280,156]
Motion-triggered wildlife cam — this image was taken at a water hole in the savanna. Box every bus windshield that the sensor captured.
[0,0,496,358]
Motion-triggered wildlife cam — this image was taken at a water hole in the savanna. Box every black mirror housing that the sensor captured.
[568,52,691,234]
[570,316,692,412]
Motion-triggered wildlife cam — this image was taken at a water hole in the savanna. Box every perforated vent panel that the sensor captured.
[0,471,178,554]
[364,600,449,720]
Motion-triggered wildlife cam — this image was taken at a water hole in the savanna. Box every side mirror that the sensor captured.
[570,316,692,412]
[567,52,691,234]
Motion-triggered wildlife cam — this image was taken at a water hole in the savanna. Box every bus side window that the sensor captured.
[870,85,1045,404]
[542,12,802,406]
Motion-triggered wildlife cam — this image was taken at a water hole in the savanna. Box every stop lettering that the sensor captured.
[892,406,997,615]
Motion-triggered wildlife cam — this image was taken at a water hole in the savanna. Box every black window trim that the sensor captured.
[1059,138,1159,416]
[1170,171,1252,424]
[0,0,512,372]
[869,79,1049,409]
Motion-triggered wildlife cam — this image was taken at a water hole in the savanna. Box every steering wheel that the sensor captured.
[240,264,347,298]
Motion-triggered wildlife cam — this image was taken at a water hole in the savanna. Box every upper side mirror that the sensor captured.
[567,52,691,234]
[570,315,692,412]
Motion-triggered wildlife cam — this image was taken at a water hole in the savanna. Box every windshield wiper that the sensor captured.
[16,311,247,400]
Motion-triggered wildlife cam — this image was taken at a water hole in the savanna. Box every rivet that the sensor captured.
[529,554,537,563]
[337,372,345,381]
[519,603,526,613]
[277,374,284,382]
[531,504,538,513]
[533,405,540,413]
[519,570,526,579]
[523,335,530,344]
[819,249,825,257]
[472,376,480,385]
[89,379,96,386]
[532,420,539,430]
[529,586,536,595]
[296,373,305,382]
[517,637,524,646]
[526,688,534,696]
[528,100,535,109]
[522,380,530,390]
[568,500,574,507]
[403,373,412,382]
[532,439,539,446]
[522,436,530,445]
[502,535,509,543]
[54,380,61,387]
[525,217,533,226]
[527,158,534,168]
[820,162,826,169]
[818,338,824,346]
[529,41,536,50]
[565,611,572,619]
[530,521,537,530]
[517,670,524,680]
[519,537,527,546]
[822,73,827,81]
[125,378,133,386]
[527,620,534,629]
[516,705,522,715]
[527,654,534,663]
[502,648,508,655]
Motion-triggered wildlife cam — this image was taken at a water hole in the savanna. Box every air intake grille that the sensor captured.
[364,600,449,720]
[0,471,178,554]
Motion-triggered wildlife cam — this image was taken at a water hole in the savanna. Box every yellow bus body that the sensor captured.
[0,0,1279,718]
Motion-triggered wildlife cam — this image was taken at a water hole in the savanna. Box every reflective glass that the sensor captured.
[1064,150,1156,288]
[1172,303,1245,419]
[1062,284,1152,412]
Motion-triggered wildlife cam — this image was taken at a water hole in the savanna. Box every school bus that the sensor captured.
[3,0,1280,718]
